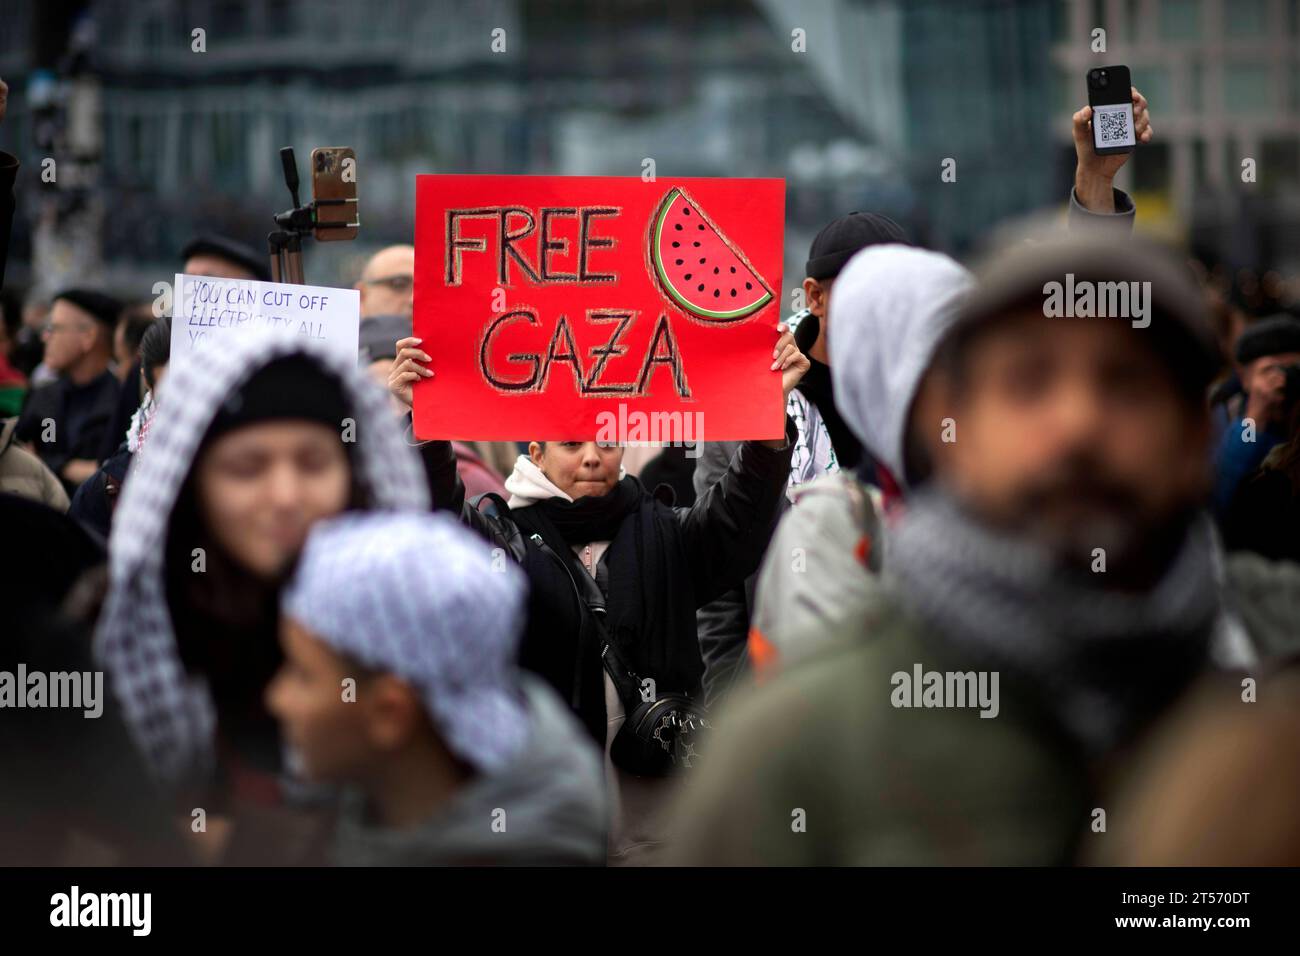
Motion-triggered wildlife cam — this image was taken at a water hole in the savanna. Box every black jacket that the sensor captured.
[15,371,121,495]
[417,421,795,744]
[68,443,132,542]
[1222,464,1300,565]
[690,439,791,706]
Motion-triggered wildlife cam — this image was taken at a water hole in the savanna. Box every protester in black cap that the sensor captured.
[94,234,271,464]
[1223,378,1300,565]
[687,210,907,705]
[14,289,123,494]
[181,234,272,283]
[1211,314,1300,515]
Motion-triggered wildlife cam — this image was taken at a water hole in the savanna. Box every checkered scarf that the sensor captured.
[126,390,156,454]
[282,511,531,774]
[94,333,430,788]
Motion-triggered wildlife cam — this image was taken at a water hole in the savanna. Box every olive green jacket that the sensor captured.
[669,599,1094,866]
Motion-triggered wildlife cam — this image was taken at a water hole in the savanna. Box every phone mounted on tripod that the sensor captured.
[267,146,359,284]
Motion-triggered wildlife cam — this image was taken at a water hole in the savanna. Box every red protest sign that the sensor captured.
[412,175,786,442]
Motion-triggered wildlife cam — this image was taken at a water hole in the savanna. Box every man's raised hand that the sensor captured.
[772,322,810,399]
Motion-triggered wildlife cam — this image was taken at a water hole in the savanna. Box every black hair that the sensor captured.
[117,307,155,355]
[161,409,373,776]
[138,316,172,388]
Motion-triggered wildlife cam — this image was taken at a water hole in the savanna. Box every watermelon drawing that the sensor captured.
[650,187,773,323]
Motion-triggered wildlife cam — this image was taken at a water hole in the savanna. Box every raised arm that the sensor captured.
[389,336,513,547]
[1068,86,1151,233]
[678,322,807,607]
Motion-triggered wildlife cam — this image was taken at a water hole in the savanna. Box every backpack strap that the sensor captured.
[470,492,527,563]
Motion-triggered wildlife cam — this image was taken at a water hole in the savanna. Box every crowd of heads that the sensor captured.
[5,101,1300,870]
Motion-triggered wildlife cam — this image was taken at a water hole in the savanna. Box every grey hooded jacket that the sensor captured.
[331,676,608,866]
[691,189,1139,703]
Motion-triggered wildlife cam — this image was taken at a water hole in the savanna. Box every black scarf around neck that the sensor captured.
[794,313,863,470]
[510,476,704,717]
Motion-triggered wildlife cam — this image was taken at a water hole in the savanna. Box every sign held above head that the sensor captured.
[414,174,786,442]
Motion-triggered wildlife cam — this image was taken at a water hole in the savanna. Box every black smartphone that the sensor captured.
[1086,65,1135,155]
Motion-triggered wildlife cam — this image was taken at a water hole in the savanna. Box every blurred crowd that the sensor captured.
[4,82,1300,868]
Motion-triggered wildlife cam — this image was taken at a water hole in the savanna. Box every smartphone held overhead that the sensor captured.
[1087,65,1135,155]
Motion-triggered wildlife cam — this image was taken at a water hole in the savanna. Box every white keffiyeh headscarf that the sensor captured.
[94,333,429,788]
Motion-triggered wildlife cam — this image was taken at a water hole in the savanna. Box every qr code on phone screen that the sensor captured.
[1093,104,1135,148]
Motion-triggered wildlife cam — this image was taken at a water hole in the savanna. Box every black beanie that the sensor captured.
[805,212,909,280]
[203,354,352,446]
[181,234,273,283]
[53,288,123,329]
[1236,315,1300,365]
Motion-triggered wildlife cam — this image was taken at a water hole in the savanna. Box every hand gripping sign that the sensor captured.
[412,175,785,441]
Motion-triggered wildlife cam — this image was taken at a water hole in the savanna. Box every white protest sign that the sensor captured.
[171,273,360,364]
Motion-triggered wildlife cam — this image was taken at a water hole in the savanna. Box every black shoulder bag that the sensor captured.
[525,531,711,777]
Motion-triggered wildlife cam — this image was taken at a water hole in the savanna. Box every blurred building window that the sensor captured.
[214,1,249,38]
[1122,0,1141,39]
[1050,0,1069,41]
[266,0,295,36]
[1223,63,1272,113]
[1260,138,1300,192]
[1188,57,1203,112]
[1159,0,1200,40]
[1131,66,1172,114]
[1133,141,1170,193]
[1191,137,1207,187]
[143,12,165,51]
[1224,0,1268,36]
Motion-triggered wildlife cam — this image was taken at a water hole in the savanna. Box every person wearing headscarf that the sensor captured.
[94,332,428,808]
[267,511,607,865]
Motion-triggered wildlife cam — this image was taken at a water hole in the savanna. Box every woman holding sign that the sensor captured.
[390,324,808,864]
